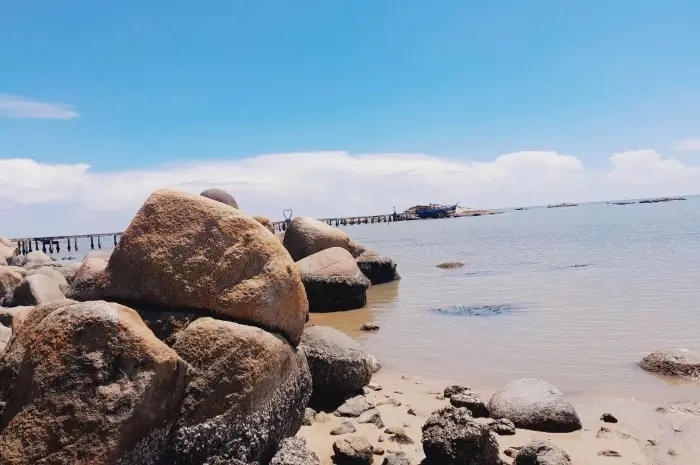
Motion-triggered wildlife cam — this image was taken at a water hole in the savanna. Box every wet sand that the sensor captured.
[298,371,700,465]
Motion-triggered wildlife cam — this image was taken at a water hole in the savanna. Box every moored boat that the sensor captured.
[414,203,459,219]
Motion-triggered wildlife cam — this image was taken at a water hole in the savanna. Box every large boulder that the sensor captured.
[200,188,239,209]
[0,324,10,353]
[0,269,23,306]
[56,262,82,284]
[253,216,276,234]
[269,437,320,465]
[283,217,362,261]
[0,237,17,266]
[0,300,188,465]
[20,251,57,270]
[82,189,308,346]
[299,326,374,403]
[10,274,65,306]
[26,266,70,294]
[487,378,581,433]
[513,440,571,465]
[69,257,108,301]
[639,349,700,378]
[356,250,399,285]
[296,247,370,312]
[0,306,32,329]
[165,317,312,465]
[421,406,501,465]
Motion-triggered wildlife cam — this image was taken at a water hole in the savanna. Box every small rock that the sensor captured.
[485,418,516,435]
[374,448,385,456]
[601,412,618,423]
[382,452,411,465]
[394,391,403,394]
[402,422,409,428]
[358,408,384,428]
[598,450,622,458]
[436,262,465,269]
[407,408,417,416]
[667,449,678,456]
[513,440,571,465]
[303,408,316,426]
[388,432,414,445]
[384,426,407,435]
[331,421,357,436]
[450,393,489,418]
[596,427,631,440]
[333,436,374,465]
[315,412,333,424]
[646,439,657,446]
[378,398,402,407]
[504,447,520,458]
[361,323,379,331]
[378,436,385,442]
[367,382,383,391]
[336,395,374,418]
[444,384,470,398]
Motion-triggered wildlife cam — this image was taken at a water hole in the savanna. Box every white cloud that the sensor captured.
[0,149,697,237]
[672,138,700,152]
[0,94,79,119]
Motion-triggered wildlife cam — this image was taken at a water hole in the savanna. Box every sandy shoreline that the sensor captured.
[298,370,700,465]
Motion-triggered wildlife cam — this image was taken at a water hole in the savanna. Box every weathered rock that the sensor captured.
[336,395,374,418]
[450,393,489,418]
[384,427,407,436]
[484,418,516,435]
[303,408,315,426]
[85,189,308,345]
[0,269,22,305]
[299,326,374,403]
[356,251,399,285]
[378,398,401,407]
[436,262,465,269]
[0,237,17,267]
[26,266,70,294]
[358,408,384,428]
[56,262,81,284]
[0,306,33,334]
[133,307,202,344]
[388,432,413,445]
[421,406,501,465]
[333,436,373,465]
[166,317,312,465]
[331,421,357,435]
[283,217,362,262]
[639,349,700,378]
[269,437,320,465]
[0,324,10,353]
[367,354,381,374]
[601,412,618,423]
[597,450,622,457]
[382,452,411,465]
[0,267,25,278]
[20,251,57,270]
[444,385,470,398]
[360,323,379,331]
[596,426,631,440]
[487,378,582,433]
[253,216,275,234]
[69,257,109,301]
[0,300,187,465]
[513,440,571,465]
[200,188,239,209]
[10,274,65,306]
[297,247,370,312]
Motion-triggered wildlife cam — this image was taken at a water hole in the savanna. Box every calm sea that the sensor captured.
[45,197,700,400]
[312,197,700,401]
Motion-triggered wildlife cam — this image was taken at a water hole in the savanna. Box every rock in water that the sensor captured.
[26,266,70,294]
[299,326,374,403]
[449,393,489,418]
[253,216,276,234]
[200,188,239,209]
[82,189,308,346]
[513,440,571,465]
[435,262,465,269]
[0,300,187,465]
[270,437,320,465]
[11,274,65,306]
[165,317,312,465]
[487,378,582,432]
[421,406,501,465]
[0,268,22,306]
[333,436,374,465]
[639,349,700,378]
[296,247,370,312]
[283,217,362,261]
[356,250,399,284]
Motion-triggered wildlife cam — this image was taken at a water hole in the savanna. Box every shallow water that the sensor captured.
[312,197,700,401]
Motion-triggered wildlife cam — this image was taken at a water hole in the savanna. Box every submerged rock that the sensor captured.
[639,349,700,378]
[487,378,582,432]
[421,406,501,465]
[297,247,370,312]
[513,440,571,465]
[283,217,363,262]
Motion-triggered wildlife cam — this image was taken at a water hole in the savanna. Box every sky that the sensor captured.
[1,1,699,237]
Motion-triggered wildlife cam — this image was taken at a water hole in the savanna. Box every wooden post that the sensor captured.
[56,241,60,253]
[67,239,71,251]
[48,240,54,253]
[97,237,102,249]
[74,238,78,251]
[90,237,95,249]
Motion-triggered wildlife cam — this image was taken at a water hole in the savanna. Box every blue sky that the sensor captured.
[1,1,700,235]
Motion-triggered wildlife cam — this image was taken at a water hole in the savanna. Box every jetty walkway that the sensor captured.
[9,211,412,256]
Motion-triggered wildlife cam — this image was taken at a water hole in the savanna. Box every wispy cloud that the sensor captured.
[0,94,79,119]
[672,138,700,152]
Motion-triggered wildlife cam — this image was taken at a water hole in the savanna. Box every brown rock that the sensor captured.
[200,188,239,209]
[26,266,70,294]
[0,237,17,266]
[332,436,373,465]
[0,323,10,353]
[0,269,23,305]
[165,317,312,465]
[253,215,275,234]
[56,262,82,284]
[0,300,187,465]
[296,247,370,312]
[283,217,362,261]
[69,257,108,301]
[11,274,65,306]
[356,250,399,285]
[639,349,700,378]
[0,267,26,278]
[435,262,465,269]
[20,251,57,270]
[84,189,308,345]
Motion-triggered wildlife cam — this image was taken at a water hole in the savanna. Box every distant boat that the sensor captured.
[547,202,578,208]
[414,203,459,219]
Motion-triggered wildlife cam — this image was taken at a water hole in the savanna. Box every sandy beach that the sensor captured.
[299,371,700,465]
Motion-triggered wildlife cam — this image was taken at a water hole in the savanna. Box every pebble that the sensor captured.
[407,408,417,416]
